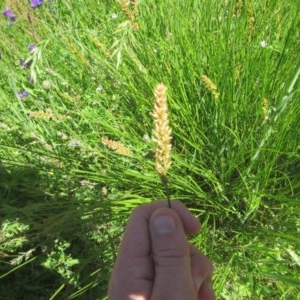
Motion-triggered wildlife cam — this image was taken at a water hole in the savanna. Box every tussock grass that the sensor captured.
[1,0,300,299]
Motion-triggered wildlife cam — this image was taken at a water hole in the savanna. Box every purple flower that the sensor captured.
[28,43,35,53]
[30,0,43,8]
[18,90,29,99]
[20,58,33,69]
[3,8,16,21]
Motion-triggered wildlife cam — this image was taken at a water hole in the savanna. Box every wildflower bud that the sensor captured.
[42,80,52,90]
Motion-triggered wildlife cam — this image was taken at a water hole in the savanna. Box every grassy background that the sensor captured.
[1,0,300,299]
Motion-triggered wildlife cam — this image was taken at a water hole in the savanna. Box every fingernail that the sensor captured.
[194,276,202,291]
[153,215,176,234]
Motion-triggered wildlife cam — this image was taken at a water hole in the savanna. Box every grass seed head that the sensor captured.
[234,0,243,17]
[201,75,220,100]
[28,109,70,120]
[246,0,255,39]
[262,98,269,122]
[119,0,139,29]
[152,83,172,177]
[101,136,132,157]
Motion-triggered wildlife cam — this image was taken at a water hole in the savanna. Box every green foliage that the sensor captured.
[0,0,300,299]
[42,240,80,285]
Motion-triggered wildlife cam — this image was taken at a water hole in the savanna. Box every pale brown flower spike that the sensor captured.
[152,83,172,207]
[119,0,139,30]
[201,75,220,100]
[101,136,132,157]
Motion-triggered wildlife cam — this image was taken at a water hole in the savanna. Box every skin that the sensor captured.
[108,200,215,300]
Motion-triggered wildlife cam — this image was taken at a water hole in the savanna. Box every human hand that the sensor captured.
[108,200,215,300]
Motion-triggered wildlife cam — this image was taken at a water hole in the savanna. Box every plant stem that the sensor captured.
[160,175,171,208]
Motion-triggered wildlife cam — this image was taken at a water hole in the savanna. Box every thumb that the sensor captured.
[149,207,197,300]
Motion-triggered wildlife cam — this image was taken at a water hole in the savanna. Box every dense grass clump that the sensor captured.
[1,0,300,299]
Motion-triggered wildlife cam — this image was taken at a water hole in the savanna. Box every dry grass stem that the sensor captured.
[101,136,132,157]
[201,75,220,100]
[152,83,172,178]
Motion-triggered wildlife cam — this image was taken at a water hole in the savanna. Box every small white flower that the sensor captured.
[68,138,82,148]
[113,81,121,88]
[143,133,151,142]
[80,180,90,187]
[96,85,103,93]
[42,80,52,90]
[80,180,96,188]
[57,131,69,140]
[0,122,10,130]
[260,40,268,48]
[101,186,108,196]
[111,13,118,19]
